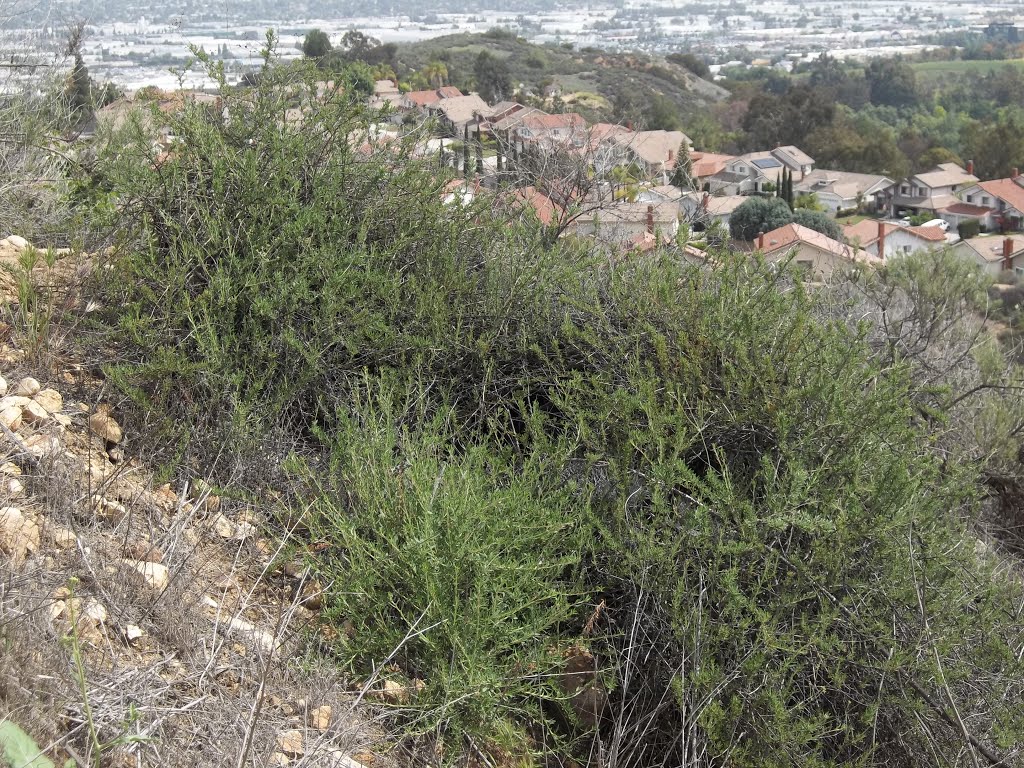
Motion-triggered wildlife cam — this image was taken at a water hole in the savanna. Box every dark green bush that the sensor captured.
[958,218,982,240]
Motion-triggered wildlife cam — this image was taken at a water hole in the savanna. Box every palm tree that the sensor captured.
[422,61,448,89]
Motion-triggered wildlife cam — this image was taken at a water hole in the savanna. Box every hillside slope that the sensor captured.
[394,32,728,126]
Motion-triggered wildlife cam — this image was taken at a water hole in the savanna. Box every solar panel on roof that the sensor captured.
[752,158,783,169]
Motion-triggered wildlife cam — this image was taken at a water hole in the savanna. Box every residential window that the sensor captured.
[796,259,814,272]
[966,195,973,203]
[982,196,990,205]
[737,166,745,173]
[901,185,909,195]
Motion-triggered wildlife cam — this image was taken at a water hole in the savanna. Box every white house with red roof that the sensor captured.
[842,220,948,260]
[955,171,1024,231]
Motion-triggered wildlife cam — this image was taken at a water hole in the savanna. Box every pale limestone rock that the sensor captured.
[12,376,40,397]
[46,524,78,549]
[93,496,128,523]
[309,704,332,731]
[0,507,39,565]
[0,406,22,432]
[89,410,122,443]
[33,388,62,414]
[22,434,61,459]
[20,399,49,425]
[224,616,276,653]
[0,376,7,397]
[124,624,145,643]
[130,560,169,592]
[212,514,235,539]
[276,730,304,757]
[83,599,108,624]
[0,396,32,410]
[4,235,29,250]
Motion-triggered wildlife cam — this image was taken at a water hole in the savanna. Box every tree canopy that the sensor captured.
[729,196,794,240]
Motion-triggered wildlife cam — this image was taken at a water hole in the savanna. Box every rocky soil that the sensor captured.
[0,236,392,768]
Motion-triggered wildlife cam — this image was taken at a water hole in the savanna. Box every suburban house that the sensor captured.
[370,79,401,110]
[679,192,747,231]
[709,146,815,195]
[401,85,464,111]
[690,151,735,186]
[771,145,816,179]
[507,186,559,226]
[793,170,894,214]
[937,201,997,232]
[757,223,879,279]
[953,234,1024,276]
[515,112,588,149]
[611,129,693,182]
[428,94,494,135]
[569,202,680,246]
[955,172,1024,231]
[842,220,948,260]
[876,162,978,218]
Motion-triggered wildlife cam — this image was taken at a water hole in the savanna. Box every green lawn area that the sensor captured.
[836,214,871,225]
[911,58,1024,82]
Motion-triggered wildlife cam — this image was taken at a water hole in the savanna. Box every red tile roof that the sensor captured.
[977,178,1024,214]
[520,112,586,132]
[942,202,993,216]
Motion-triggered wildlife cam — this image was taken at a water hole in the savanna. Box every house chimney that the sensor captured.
[626,120,634,131]
[668,149,675,162]
[877,220,887,260]
[757,231,765,250]
[1003,237,1014,271]
[646,205,655,234]
[1013,167,1020,179]
[966,159,975,175]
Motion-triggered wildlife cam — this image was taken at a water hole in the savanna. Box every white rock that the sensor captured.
[83,599,108,624]
[327,752,368,768]
[33,389,62,414]
[45,524,78,549]
[0,507,39,565]
[0,406,22,432]
[130,560,169,592]
[224,616,276,653]
[92,496,128,523]
[276,730,304,757]
[22,434,61,459]
[54,413,72,427]
[124,624,145,642]
[212,514,235,538]
[6,478,23,495]
[309,704,332,731]
[0,396,32,410]
[20,400,49,425]
[4,235,29,250]
[0,376,7,397]
[12,377,40,397]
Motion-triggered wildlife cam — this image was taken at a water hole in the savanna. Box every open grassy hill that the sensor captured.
[393,31,728,125]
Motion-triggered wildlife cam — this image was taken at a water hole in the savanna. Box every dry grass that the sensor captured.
[0,284,397,767]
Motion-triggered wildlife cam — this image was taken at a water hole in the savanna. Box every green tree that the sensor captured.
[422,60,448,89]
[473,50,512,103]
[669,140,693,188]
[301,28,332,59]
[792,208,841,239]
[730,196,793,240]
[864,56,918,107]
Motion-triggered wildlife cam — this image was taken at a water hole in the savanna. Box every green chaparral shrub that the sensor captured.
[90,39,1024,768]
